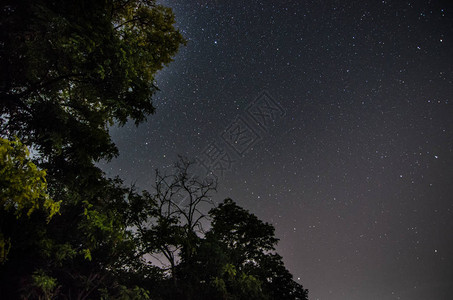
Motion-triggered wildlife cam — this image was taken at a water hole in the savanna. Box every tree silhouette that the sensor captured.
[177,198,309,300]
[129,158,217,289]
[128,158,308,300]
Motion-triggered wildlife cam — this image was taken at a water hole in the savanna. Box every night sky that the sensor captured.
[101,1,453,299]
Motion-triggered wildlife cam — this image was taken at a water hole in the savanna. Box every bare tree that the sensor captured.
[132,156,217,281]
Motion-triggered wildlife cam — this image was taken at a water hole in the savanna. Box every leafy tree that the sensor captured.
[211,263,265,300]
[21,269,61,300]
[0,138,60,263]
[171,199,308,300]
[207,199,308,300]
[0,138,59,219]
[1,0,185,168]
[0,0,185,298]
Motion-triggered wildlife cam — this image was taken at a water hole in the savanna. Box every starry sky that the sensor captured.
[101,1,453,299]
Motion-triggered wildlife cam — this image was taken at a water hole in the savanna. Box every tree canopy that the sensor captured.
[1,0,185,167]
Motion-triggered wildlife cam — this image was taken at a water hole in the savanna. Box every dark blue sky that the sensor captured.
[102,1,453,299]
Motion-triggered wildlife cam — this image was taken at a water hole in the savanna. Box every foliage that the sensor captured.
[212,263,265,300]
[0,138,60,263]
[23,269,60,300]
[208,199,308,300]
[175,198,309,300]
[0,138,59,218]
[100,285,150,300]
[0,0,184,298]
[1,0,186,168]
[123,158,307,299]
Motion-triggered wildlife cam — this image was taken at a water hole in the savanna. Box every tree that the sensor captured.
[0,138,59,219]
[1,0,185,169]
[0,1,185,298]
[0,138,60,263]
[129,157,217,298]
[199,199,308,300]
[128,159,308,300]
